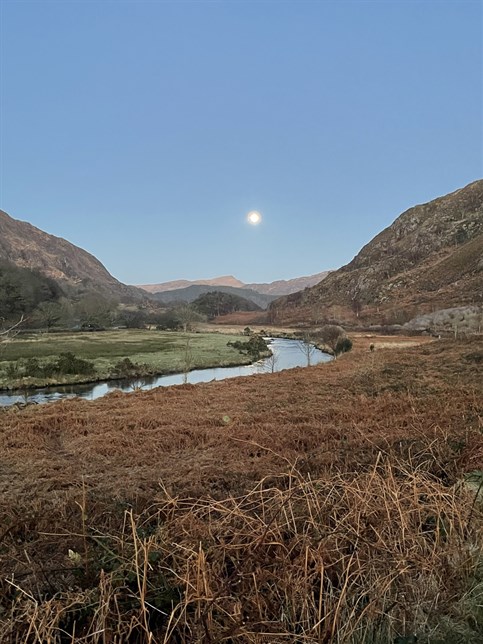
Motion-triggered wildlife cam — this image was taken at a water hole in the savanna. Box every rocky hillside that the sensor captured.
[0,209,146,302]
[270,180,483,325]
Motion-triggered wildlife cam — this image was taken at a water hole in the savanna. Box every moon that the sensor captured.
[247,210,262,225]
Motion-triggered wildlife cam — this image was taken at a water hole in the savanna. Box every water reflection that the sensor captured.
[0,338,331,407]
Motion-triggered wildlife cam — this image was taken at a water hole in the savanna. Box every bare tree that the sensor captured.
[175,305,205,333]
[182,333,193,384]
[34,301,63,330]
[259,348,278,373]
[297,332,318,366]
[0,315,25,350]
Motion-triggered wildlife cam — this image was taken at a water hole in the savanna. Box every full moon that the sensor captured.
[247,210,262,225]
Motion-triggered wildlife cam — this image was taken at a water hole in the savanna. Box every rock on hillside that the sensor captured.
[270,180,483,325]
[0,209,146,302]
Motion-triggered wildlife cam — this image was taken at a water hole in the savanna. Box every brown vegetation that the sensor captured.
[0,336,482,642]
[211,310,269,326]
[0,209,146,303]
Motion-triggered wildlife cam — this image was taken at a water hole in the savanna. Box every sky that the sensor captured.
[0,0,481,285]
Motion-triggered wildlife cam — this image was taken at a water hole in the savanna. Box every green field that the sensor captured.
[0,329,251,389]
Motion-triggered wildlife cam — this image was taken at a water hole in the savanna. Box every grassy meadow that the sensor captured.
[0,329,252,389]
[0,335,482,642]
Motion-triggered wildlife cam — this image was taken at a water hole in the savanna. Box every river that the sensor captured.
[0,338,331,407]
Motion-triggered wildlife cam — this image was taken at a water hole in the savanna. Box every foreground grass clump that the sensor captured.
[2,464,482,643]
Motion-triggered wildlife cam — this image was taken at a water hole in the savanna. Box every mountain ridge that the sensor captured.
[139,271,330,298]
[270,180,483,325]
[0,209,146,302]
[139,276,245,293]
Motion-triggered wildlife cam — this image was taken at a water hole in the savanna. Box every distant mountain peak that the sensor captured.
[138,271,330,297]
[139,275,245,293]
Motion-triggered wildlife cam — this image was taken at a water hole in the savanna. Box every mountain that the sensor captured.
[149,284,277,309]
[139,271,330,299]
[139,276,245,293]
[0,209,146,302]
[270,180,483,325]
[0,258,64,319]
[245,272,330,296]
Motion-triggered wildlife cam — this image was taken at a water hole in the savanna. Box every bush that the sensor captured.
[228,335,270,360]
[3,353,96,381]
[23,358,43,377]
[110,358,149,379]
[55,352,96,375]
[335,336,353,356]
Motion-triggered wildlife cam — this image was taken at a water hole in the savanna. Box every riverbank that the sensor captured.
[0,338,329,406]
[0,328,256,391]
[1,337,482,641]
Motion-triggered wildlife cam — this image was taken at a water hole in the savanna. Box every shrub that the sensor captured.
[228,335,270,360]
[335,336,353,356]
[110,358,148,379]
[55,352,96,375]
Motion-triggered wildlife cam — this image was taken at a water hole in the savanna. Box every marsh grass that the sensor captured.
[0,329,251,388]
[2,460,483,643]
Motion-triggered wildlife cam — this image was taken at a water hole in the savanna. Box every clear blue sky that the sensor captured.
[0,0,481,285]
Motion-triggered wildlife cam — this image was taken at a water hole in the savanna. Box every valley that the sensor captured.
[0,181,482,643]
[2,2,481,640]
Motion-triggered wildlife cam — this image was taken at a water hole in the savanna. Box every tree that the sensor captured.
[182,333,193,384]
[0,315,25,351]
[317,325,352,359]
[34,301,63,330]
[0,260,62,319]
[296,332,318,366]
[192,291,260,319]
[259,349,278,373]
[174,305,205,333]
[74,293,117,328]
[351,298,363,318]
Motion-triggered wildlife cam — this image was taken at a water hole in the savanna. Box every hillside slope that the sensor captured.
[270,180,483,324]
[0,209,145,302]
[149,284,276,309]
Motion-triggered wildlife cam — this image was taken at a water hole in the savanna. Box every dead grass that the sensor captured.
[0,338,482,642]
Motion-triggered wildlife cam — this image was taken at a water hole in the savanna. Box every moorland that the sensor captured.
[0,333,482,642]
